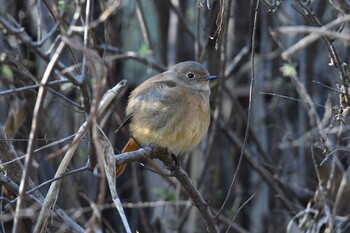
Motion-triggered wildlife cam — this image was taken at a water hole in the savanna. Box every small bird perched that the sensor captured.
[116,61,218,177]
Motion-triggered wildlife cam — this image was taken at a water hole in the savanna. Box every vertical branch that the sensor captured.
[216,0,260,219]
[294,1,350,98]
[12,4,83,232]
[82,0,92,77]
[37,0,42,41]
[12,38,69,233]
[136,0,154,51]
[195,3,201,60]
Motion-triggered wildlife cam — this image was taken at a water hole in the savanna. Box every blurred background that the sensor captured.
[1,0,350,232]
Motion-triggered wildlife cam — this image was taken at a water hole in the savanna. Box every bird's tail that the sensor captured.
[116,137,139,177]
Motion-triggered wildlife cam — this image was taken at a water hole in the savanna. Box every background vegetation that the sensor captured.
[1,0,350,232]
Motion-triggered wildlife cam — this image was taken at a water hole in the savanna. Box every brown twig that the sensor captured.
[33,80,127,232]
[0,124,84,232]
[12,24,76,233]
[114,146,220,233]
[293,4,350,99]
[0,15,92,114]
[216,0,260,219]
[164,0,195,40]
[276,25,350,43]
[26,166,90,195]
[105,51,166,72]
[220,121,301,213]
[280,14,350,60]
[136,0,154,52]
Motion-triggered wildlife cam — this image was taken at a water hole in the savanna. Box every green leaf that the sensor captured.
[58,0,65,12]
[139,43,150,54]
[1,64,13,78]
[224,209,237,219]
[153,188,176,201]
[60,82,73,92]
[280,63,297,77]
[78,148,85,159]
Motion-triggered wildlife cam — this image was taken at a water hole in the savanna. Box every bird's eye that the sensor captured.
[187,72,195,79]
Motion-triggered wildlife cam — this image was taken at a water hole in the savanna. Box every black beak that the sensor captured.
[205,75,218,80]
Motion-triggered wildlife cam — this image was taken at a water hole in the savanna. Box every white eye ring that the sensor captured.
[187,72,195,79]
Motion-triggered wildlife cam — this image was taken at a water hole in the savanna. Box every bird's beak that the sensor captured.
[205,75,218,80]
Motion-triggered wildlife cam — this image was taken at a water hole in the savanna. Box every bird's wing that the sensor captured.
[126,72,179,113]
[126,72,184,130]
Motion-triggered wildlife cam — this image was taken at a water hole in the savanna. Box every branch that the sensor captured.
[163,0,195,40]
[33,80,127,233]
[277,25,350,42]
[0,124,84,233]
[115,146,219,233]
[287,5,349,100]
[0,15,92,113]
[216,0,259,219]
[105,51,166,72]
[13,27,72,233]
[280,14,350,60]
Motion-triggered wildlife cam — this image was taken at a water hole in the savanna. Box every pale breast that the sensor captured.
[154,89,210,154]
[129,83,211,155]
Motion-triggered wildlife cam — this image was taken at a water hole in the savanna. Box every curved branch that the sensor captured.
[115,146,219,233]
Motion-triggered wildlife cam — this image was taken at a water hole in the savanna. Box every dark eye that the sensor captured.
[187,72,195,79]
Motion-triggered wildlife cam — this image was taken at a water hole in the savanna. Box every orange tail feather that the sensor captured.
[116,137,140,177]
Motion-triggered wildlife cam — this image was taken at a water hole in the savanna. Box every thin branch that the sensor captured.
[0,14,93,112]
[105,51,166,71]
[114,146,219,233]
[0,16,79,86]
[280,13,350,60]
[259,92,326,108]
[289,5,349,96]
[26,166,90,195]
[220,120,301,213]
[0,80,68,96]
[276,25,350,43]
[81,0,92,77]
[216,0,259,219]
[310,147,335,230]
[13,28,72,233]
[70,1,122,32]
[0,124,85,232]
[136,0,154,51]
[224,193,256,233]
[164,0,195,40]
[260,0,284,12]
[33,80,127,233]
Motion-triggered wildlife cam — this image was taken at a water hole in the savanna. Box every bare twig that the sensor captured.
[33,80,127,233]
[26,166,90,195]
[0,80,67,96]
[290,4,349,100]
[136,0,154,51]
[0,16,79,86]
[310,147,335,231]
[220,121,301,213]
[216,0,259,219]
[114,146,220,233]
[81,0,92,77]
[164,0,195,40]
[224,193,255,233]
[105,51,166,71]
[0,124,84,232]
[276,25,350,43]
[70,1,122,32]
[280,14,350,60]
[260,0,284,12]
[13,27,74,233]
[0,15,92,114]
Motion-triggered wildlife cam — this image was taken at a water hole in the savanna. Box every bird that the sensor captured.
[116,61,218,177]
